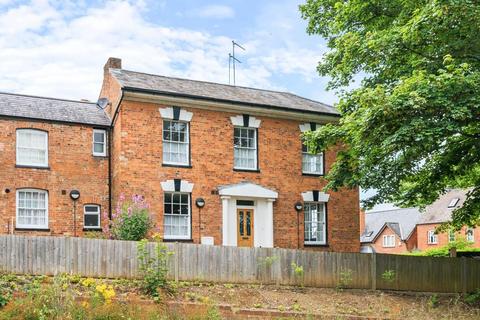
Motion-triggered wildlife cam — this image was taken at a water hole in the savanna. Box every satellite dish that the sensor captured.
[97,98,109,109]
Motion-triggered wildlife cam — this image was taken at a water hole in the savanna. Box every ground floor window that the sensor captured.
[304,202,326,245]
[84,204,101,229]
[164,192,191,239]
[427,230,438,244]
[382,235,395,247]
[448,230,456,242]
[16,189,48,229]
[466,228,474,242]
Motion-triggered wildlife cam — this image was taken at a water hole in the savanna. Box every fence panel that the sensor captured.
[0,235,479,293]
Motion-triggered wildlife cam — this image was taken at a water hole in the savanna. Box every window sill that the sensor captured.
[163,238,194,243]
[15,228,50,232]
[162,163,192,168]
[83,228,103,232]
[302,172,324,177]
[304,243,328,247]
[92,155,108,158]
[15,165,50,170]
[233,168,260,173]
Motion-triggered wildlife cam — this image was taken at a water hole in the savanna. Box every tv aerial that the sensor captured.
[228,40,245,86]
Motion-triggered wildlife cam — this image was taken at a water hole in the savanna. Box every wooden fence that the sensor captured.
[0,235,479,293]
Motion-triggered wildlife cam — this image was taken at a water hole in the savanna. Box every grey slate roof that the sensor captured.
[110,69,339,116]
[361,207,422,243]
[0,92,111,126]
[418,189,469,225]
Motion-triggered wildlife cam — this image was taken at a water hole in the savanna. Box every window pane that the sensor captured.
[84,214,99,227]
[94,132,105,143]
[94,143,104,153]
[17,130,48,166]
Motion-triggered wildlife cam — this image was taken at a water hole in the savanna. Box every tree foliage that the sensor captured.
[299,0,480,229]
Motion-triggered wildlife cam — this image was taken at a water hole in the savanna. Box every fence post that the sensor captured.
[462,256,467,294]
[371,252,377,291]
[174,242,179,283]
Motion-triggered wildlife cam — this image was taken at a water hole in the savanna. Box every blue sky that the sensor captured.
[0,0,337,105]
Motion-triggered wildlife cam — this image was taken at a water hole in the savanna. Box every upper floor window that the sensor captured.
[300,123,323,175]
[92,129,107,156]
[84,204,101,229]
[304,202,326,245]
[164,192,191,239]
[382,235,395,247]
[16,189,48,229]
[466,228,474,242]
[16,129,48,167]
[234,127,257,170]
[302,143,324,175]
[427,230,438,244]
[163,120,189,165]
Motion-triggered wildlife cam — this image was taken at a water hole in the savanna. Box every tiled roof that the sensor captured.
[418,189,469,224]
[0,92,111,126]
[361,207,422,243]
[110,69,339,116]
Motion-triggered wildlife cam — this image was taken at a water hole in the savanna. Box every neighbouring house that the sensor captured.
[0,57,360,252]
[416,189,480,251]
[360,189,480,254]
[360,207,421,253]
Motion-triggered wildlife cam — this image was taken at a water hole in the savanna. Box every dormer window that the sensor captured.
[448,198,459,208]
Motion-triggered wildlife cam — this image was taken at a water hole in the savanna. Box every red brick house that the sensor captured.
[0,57,360,252]
[360,189,480,254]
[416,189,480,251]
[360,207,421,254]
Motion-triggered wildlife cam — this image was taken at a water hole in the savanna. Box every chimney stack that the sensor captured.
[104,57,122,72]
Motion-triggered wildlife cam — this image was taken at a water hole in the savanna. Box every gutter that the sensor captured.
[122,86,341,119]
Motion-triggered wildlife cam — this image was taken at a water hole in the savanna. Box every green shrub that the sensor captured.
[465,289,480,306]
[137,239,173,298]
[337,269,353,290]
[409,238,480,257]
[105,194,153,241]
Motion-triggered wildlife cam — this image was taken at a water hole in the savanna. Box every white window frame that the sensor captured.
[16,129,48,167]
[302,142,324,175]
[83,204,101,229]
[448,230,456,242]
[382,234,396,248]
[466,228,475,242]
[427,230,438,244]
[163,192,191,240]
[16,189,48,229]
[92,129,107,156]
[233,127,257,170]
[162,120,190,166]
[304,202,327,245]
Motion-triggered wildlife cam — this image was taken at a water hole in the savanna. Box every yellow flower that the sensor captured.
[81,278,96,287]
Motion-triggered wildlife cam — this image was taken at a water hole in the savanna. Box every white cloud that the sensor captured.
[0,0,333,104]
[191,4,234,19]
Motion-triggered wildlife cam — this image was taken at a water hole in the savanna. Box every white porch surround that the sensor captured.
[218,182,277,248]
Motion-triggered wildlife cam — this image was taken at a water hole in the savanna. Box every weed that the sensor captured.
[465,289,480,306]
[428,294,440,308]
[292,303,302,311]
[336,269,353,290]
[381,269,396,283]
[291,262,305,287]
[253,303,263,308]
[137,238,173,298]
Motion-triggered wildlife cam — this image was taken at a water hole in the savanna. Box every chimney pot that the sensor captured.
[104,57,122,71]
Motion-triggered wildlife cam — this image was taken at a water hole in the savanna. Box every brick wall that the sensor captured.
[0,118,109,235]
[110,99,360,252]
[416,224,480,251]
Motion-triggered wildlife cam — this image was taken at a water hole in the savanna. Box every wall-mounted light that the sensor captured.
[294,201,303,212]
[195,197,205,208]
[69,190,80,201]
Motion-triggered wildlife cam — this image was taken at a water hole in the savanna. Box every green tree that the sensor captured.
[299,0,480,229]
